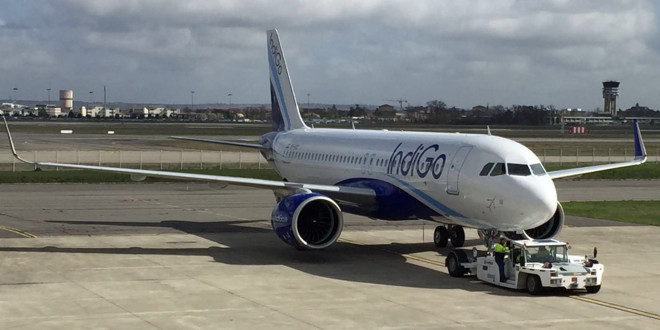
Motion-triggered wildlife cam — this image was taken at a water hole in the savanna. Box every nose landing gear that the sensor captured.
[434,225,465,247]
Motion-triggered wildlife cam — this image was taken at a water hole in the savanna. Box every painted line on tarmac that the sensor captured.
[341,238,660,320]
[569,295,660,321]
[142,199,255,222]
[339,238,445,267]
[0,226,38,238]
[399,252,445,267]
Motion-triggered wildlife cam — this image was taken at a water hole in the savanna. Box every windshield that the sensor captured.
[530,163,547,175]
[524,245,568,263]
[507,163,531,176]
[490,162,506,176]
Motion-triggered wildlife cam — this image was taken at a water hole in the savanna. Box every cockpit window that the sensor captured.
[508,163,531,176]
[530,163,547,176]
[479,163,494,176]
[490,163,506,176]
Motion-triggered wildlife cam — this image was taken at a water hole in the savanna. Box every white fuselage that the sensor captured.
[270,128,557,231]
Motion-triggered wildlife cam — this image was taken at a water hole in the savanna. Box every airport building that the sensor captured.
[602,81,619,117]
[562,116,615,125]
[59,90,73,112]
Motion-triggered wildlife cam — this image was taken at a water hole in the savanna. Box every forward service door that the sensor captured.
[446,146,473,195]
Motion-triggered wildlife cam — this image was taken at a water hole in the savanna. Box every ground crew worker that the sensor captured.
[494,237,509,282]
[536,246,553,263]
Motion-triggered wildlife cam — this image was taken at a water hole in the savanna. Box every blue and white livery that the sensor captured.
[4,29,647,251]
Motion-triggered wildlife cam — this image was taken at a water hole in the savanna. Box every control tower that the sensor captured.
[602,81,619,117]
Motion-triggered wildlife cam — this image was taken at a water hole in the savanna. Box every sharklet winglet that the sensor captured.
[633,119,647,161]
[547,120,647,179]
[3,117,35,165]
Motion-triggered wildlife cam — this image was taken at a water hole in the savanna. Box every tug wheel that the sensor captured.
[526,275,543,295]
[586,285,601,294]
[446,252,464,277]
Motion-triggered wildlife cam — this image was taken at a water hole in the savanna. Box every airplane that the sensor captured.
[3,29,647,251]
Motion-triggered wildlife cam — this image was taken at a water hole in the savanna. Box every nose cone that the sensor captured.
[513,176,557,228]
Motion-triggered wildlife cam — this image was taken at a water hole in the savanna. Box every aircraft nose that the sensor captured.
[516,177,557,225]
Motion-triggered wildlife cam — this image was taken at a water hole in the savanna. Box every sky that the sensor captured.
[1,0,659,110]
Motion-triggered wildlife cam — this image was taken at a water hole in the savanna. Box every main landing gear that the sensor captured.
[434,225,465,248]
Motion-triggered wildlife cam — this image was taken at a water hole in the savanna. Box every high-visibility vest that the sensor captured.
[494,243,509,253]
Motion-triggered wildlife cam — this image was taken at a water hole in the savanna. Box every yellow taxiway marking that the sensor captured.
[340,237,660,320]
[399,252,446,267]
[339,237,445,267]
[0,226,37,238]
[569,295,660,321]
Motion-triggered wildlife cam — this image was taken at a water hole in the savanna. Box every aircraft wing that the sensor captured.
[170,136,265,149]
[3,118,374,198]
[547,120,647,179]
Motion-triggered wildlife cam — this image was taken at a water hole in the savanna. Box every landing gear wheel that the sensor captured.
[434,226,449,247]
[446,252,464,277]
[449,226,465,247]
[526,275,543,295]
[585,285,601,294]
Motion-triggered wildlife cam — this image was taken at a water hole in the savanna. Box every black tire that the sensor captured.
[526,275,543,295]
[446,252,464,277]
[434,226,449,248]
[450,226,465,247]
[585,285,601,294]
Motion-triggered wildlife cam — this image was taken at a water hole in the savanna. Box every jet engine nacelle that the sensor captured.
[505,202,564,240]
[271,192,343,250]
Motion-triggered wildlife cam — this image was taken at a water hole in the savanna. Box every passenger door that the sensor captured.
[446,146,473,195]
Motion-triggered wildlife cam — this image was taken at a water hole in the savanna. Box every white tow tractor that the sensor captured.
[445,239,603,295]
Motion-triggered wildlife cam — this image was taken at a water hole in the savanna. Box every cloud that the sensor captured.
[0,0,658,109]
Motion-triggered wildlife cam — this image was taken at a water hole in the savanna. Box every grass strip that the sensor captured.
[545,163,660,180]
[562,201,660,226]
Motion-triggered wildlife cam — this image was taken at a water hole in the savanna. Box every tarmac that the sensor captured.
[0,182,659,329]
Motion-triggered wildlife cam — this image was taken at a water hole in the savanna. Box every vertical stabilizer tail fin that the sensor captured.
[268,29,307,131]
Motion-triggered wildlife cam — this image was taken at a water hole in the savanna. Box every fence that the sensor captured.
[0,150,272,172]
[535,147,659,166]
[0,147,657,172]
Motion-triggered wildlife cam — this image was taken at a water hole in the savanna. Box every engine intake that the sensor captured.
[271,192,343,250]
[505,202,564,240]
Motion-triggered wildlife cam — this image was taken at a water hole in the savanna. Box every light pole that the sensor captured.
[307,93,310,107]
[190,91,195,110]
[12,87,17,102]
[47,88,51,104]
[228,93,232,107]
[89,91,94,104]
